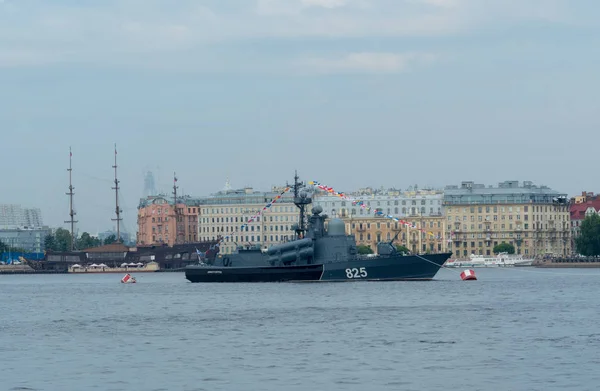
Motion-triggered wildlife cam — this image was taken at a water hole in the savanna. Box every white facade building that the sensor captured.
[198,187,301,254]
[312,189,444,219]
[0,204,44,228]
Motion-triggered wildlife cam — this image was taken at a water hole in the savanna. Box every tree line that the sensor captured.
[575,214,600,256]
[0,240,27,255]
[43,228,118,252]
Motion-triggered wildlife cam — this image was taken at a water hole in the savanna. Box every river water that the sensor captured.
[1,267,599,391]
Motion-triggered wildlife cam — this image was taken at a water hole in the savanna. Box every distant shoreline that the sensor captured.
[535,262,600,268]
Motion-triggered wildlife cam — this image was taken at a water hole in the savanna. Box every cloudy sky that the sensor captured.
[0,0,598,234]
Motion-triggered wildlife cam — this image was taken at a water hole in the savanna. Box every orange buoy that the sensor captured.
[460,269,477,281]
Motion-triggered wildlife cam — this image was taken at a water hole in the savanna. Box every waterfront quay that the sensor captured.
[0,265,66,274]
[535,257,600,268]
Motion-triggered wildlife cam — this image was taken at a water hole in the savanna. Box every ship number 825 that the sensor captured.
[345,267,367,279]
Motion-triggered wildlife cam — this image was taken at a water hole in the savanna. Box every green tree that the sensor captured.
[103,234,117,245]
[77,232,102,249]
[54,228,73,252]
[357,244,373,255]
[493,242,515,254]
[0,239,8,254]
[44,234,57,251]
[0,240,27,256]
[575,214,600,256]
[395,245,410,254]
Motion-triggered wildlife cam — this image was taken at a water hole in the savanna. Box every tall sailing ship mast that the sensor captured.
[64,147,78,250]
[111,144,123,243]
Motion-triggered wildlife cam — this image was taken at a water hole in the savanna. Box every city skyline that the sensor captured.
[1,0,598,232]
[2,173,591,235]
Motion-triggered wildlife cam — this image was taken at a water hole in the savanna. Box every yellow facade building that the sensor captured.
[444,181,571,258]
[334,215,448,254]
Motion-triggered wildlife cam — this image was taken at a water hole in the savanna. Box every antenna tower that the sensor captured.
[290,170,312,238]
[64,147,78,250]
[111,144,122,243]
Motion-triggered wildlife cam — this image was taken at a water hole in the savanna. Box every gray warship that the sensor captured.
[185,174,452,283]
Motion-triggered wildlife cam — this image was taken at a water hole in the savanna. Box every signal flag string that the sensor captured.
[196,186,292,260]
[309,180,443,240]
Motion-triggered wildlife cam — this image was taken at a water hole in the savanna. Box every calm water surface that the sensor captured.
[1,267,600,391]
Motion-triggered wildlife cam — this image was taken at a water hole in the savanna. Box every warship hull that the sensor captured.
[185,252,451,283]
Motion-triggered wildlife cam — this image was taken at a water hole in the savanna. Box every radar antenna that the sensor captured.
[289,170,312,239]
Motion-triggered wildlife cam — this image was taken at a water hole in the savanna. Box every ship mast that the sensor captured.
[172,172,179,244]
[111,144,122,243]
[64,147,78,251]
[291,170,311,238]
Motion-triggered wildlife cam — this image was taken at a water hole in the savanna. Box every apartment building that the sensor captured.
[312,187,444,218]
[137,195,201,246]
[338,215,448,254]
[444,181,570,257]
[198,186,300,254]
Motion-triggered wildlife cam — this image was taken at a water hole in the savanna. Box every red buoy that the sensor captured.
[121,273,136,283]
[460,269,477,281]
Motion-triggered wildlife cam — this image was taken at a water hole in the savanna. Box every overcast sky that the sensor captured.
[1,0,598,234]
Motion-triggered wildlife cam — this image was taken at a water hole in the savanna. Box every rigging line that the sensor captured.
[210,186,293,249]
[77,172,114,183]
[412,253,462,274]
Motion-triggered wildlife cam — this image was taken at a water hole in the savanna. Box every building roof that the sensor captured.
[570,198,600,221]
[137,195,206,209]
[138,188,295,209]
[444,180,566,205]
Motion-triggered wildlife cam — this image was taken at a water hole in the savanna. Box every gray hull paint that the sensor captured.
[185,253,450,283]
[321,253,450,281]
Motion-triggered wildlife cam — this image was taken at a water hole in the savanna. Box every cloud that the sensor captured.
[299,52,438,74]
[0,0,581,70]
[301,0,349,8]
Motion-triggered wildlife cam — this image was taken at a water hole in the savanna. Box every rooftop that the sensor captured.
[570,198,600,221]
[138,187,296,209]
[444,180,567,205]
[137,195,207,209]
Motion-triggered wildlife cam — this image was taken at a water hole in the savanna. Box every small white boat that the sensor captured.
[445,252,534,268]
